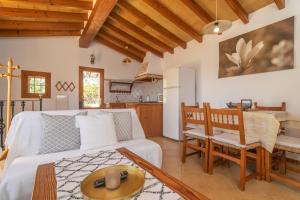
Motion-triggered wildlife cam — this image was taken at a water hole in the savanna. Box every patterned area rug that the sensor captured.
[55,150,182,200]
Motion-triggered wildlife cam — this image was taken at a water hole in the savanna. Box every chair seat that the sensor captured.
[211,132,260,149]
[183,126,208,139]
[275,135,300,153]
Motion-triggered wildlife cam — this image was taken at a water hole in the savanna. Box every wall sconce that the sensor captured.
[122,57,132,64]
[90,54,95,64]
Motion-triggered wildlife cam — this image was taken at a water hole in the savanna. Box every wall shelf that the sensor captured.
[109,81,133,93]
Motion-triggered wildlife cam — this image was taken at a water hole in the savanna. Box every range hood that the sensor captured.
[135,52,163,82]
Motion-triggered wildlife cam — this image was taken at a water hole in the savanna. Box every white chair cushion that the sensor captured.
[211,132,260,148]
[183,126,208,139]
[276,135,300,149]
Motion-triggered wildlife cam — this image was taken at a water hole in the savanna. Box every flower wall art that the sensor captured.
[219,17,294,78]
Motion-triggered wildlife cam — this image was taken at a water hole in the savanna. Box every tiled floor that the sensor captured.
[150,137,300,200]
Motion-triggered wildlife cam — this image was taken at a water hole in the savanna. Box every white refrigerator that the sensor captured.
[163,67,196,141]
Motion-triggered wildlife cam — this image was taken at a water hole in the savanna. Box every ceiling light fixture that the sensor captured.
[202,0,232,35]
[122,46,132,64]
[122,57,132,64]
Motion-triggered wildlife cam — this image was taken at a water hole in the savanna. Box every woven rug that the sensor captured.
[55,150,182,200]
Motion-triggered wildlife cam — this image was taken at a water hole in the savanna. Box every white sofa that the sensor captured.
[0,109,162,200]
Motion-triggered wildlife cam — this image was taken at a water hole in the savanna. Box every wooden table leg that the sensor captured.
[261,148,265,180]
[265,149,272,182]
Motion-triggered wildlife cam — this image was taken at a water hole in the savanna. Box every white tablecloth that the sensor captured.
[244,111,300,152]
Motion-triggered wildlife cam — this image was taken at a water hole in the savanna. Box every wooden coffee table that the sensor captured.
[32,147,209,200]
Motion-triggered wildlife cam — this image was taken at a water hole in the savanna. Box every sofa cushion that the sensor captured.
[0,138,162,200]
[76,114,118,150]
[39,112,87,154]
[99,111,133,141]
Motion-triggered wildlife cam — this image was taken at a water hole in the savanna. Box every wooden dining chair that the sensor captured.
[207,104,262,191]
[181,102,210,172]
[253,102,286,111]
[266,135,300,189]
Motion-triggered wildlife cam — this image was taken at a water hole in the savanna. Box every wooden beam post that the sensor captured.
[0,30,81,37]
[79,0,118,48]
[0,21,84,31]
[10,0,93,10]
[118,0,186,49]
[104,23,164,58]
[274,0,285,10]
[225,0,249,24]
[0,7,88,22]
[109,12,174,53]
[180,0,213,24]
[143,0,202,42]
[100,31,146,57]
[95,36,144,62]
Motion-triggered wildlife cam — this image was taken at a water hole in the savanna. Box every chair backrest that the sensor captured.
[181,102,208,135]
[253,102,286,111]
[207,103,246,145]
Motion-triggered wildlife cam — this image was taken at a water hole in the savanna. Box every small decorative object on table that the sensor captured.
[226,99,252,110]
[81,165,145,200]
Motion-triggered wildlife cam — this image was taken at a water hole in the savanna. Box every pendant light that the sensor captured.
[202,0,232,35]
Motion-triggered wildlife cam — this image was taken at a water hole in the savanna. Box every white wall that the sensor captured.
[162,0,300,116]
[0,37,141,110]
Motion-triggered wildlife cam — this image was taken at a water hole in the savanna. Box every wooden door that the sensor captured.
[79,66,104,109]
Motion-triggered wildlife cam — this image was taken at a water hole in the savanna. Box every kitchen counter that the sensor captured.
[125,102,163,105]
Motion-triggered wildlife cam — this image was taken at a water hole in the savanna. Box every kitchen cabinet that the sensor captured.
[126,103,163,137]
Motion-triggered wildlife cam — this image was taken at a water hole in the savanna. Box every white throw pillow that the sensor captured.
[98,111,133,141]
[76,113,118,150]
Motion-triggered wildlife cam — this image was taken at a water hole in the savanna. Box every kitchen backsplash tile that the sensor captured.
[104,80,163,103]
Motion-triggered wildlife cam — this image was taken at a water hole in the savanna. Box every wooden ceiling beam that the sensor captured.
[118,0,186,49]
[95,35,144,62]
[225,0,249,24]
[110,12,174,53]
[9,0,93,10]
[143,0,202,42]
[274,0,285,10]
[180,0,213,24]
[79,0,118,48]
[0,21,83,30]
[0,30,81,37]
[100,31,146,57]
[0,7,88,21]
[104,23,164,58]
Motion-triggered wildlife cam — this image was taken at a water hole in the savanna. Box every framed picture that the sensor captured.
[219,17,294,78]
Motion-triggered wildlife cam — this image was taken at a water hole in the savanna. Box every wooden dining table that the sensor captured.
[245,110,300,179]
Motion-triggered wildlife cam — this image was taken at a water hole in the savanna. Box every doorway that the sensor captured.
[79,66,104,109]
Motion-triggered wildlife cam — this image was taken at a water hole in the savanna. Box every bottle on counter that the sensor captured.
[139,96,143,103]
[146,95,150,102]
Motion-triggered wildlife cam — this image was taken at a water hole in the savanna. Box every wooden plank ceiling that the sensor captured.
[0,0,283,62]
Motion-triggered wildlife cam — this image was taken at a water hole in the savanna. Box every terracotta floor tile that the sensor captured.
[150,137,300,200]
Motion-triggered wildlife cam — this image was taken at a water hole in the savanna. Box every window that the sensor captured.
[21,70,51,98]
[79,66,104,109]
[28,76,46,94]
